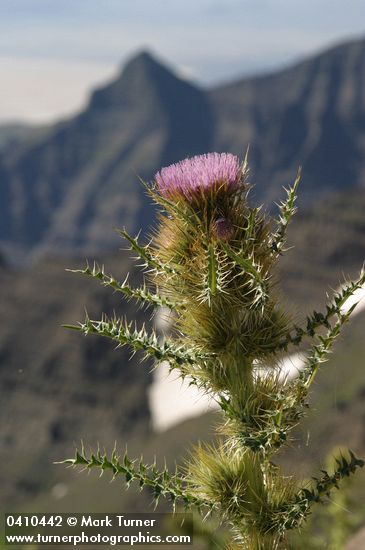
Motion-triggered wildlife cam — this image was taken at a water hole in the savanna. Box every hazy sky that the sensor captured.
[1,0,364,123]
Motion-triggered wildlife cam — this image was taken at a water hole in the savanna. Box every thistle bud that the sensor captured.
[211,217,234,241]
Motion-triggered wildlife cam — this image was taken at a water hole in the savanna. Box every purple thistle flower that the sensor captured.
[155,152,241,199]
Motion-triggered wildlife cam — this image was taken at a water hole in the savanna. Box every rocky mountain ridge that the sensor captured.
[1,37,364,263]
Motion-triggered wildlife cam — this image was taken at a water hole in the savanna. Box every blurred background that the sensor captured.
[1,1,365,548]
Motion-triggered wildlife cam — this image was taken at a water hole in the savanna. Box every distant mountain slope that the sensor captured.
[0,52,214,263]
[278,185,365,309]
[1,38,364,263]
[211,37,365,203]
[0,254,151,509]
[0,124,50,152]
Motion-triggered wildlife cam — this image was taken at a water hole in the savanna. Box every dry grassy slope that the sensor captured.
[279,185,365,312]
[278,309,365,469]
[0,252,152,510]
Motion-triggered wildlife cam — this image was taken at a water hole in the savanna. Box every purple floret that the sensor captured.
[155,153,241,199]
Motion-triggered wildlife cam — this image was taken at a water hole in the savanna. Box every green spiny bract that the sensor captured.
[64,153,364,549]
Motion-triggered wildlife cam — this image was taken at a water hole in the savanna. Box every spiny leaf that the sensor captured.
[118,229,177,275]
[271,168,301,256]
[66,313,206,368]
[297,310,354,391]
[283,267,365,348]
[59,446,212,510]
[67,262,179,310]
[274,450,364,532]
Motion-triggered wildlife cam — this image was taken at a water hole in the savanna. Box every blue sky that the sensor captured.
[1,0,364,123]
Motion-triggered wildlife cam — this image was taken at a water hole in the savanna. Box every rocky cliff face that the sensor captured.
[211,38,365,203]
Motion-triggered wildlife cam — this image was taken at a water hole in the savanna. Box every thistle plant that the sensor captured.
[63,152,364,549]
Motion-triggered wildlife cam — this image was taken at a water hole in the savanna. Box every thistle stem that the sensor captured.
[227,358,254,416]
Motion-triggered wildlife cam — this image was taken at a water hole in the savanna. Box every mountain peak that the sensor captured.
[88,49,180,110]
[120,49,175,82]
[123,49,159,70]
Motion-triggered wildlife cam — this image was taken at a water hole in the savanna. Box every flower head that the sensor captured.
[155,152,241,199]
